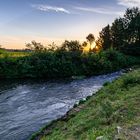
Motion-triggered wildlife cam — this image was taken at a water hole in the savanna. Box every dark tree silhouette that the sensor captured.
[95,37,103,51]
[98,25,112,50]
[111,18,125,50]
[47,42,58,51]
[124,7,140,45]
[61,40,82,52]
[26,41,44,52]
[82,41,88,49]
[86,34,95,50]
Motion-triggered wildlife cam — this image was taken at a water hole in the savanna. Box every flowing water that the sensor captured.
[0,71,123,140]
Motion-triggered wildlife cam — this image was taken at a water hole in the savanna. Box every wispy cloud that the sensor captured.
[117,0,140,7]
[32,4,70,14]
[74,7,123,15]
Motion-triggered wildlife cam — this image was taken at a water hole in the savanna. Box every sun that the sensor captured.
[91,42,96,49]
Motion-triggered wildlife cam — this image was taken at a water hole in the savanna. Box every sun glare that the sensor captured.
[91,42,96,49]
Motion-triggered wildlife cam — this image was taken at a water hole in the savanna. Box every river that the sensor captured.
[0,71,123,140]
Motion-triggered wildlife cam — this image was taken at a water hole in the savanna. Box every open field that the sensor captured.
[0,50,30,58]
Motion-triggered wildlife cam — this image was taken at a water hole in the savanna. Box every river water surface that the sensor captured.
[0,71,123,140]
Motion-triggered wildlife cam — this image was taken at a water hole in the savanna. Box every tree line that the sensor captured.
[25,7,139,56]
[0,7,139,79]
[96,7,140,55]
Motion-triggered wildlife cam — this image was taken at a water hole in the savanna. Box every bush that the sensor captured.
[121,44,140,56]
[0,49,139,79]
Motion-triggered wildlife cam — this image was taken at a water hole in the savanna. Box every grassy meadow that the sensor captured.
[0,49,29,58]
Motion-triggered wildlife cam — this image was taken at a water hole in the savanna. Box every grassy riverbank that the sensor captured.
[32,67,140,140]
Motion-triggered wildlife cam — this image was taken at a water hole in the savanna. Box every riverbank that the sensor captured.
[0,70,124,140]
[31,67,140,140]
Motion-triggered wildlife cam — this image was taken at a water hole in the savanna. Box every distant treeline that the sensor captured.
[0,48,31,52]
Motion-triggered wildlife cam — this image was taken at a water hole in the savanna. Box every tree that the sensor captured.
[47,42,58,51]
[111,18,125,50]
[99,25,112,50]
[86,34,95,50]
[123,7,140,45]
[60,40,83,52]
[118,7,140,56]
[95,37,103,51]
[82,41,88,48]
[26,41,45,52]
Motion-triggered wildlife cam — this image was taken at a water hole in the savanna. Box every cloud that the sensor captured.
[32,4,70,14]
[117,0,140,7]
[74,7,123,15]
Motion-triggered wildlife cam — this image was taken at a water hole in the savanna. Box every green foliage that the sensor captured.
[60,40,83,53]
[0,49,139,79]
[86,34,95,50]
[0,49,6,55]
[111,18,125,50]
[121,43,140,56]
[100,100,114,120]
[124,7,140,44]
[26,40,45,52]
[0,50,29,58]
[121,70,140,88]
[97,7,140,56]
[103,81,110,86]
[98,25,112,50]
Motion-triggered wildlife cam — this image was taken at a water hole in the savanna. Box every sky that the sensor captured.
[0,0,140,49]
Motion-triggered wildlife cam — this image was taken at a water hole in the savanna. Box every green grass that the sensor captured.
[32,67,140,140]
[0,51,29,58]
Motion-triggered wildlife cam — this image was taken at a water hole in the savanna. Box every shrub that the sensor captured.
[0,49,139,79]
